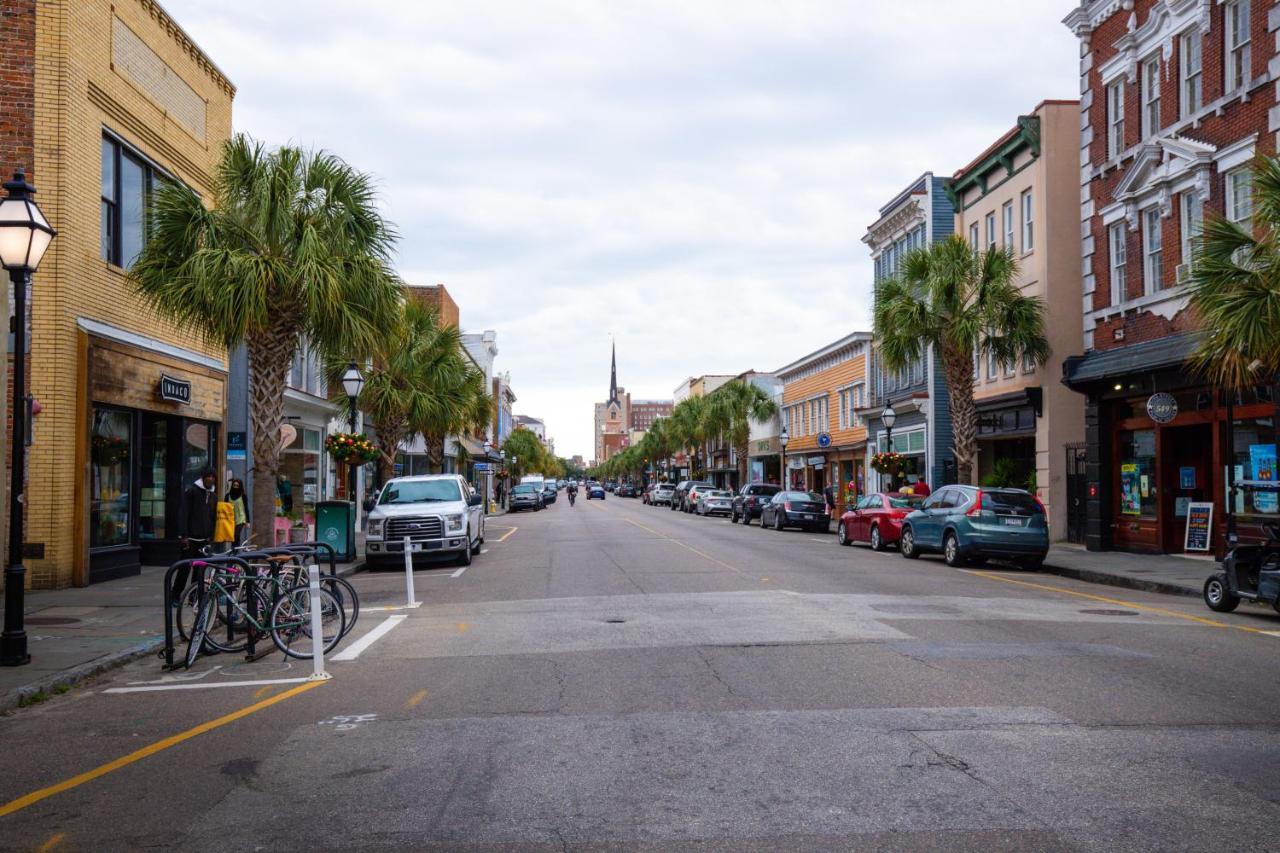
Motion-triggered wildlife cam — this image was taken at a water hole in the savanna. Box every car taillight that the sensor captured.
[966,489,984,517]
[1034,498,1046,515]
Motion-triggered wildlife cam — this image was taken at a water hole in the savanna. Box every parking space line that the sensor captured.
[332,614,407,661]
[0,681,324,818]
[965,569,1279,639]
[451,564,468,578]
[103,677,310,694]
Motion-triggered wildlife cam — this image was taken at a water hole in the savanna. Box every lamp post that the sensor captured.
[0,170,56,668]
[341,361,364,509]
[778,425,789,489]
[881,404,897,492]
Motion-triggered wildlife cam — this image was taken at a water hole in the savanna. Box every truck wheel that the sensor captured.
[1204,573,1239,612]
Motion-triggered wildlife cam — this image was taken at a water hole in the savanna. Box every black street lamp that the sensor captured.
[881,404,897,492]
[341,361,365,507]
[1,170,56,668]
[778,425,789,489]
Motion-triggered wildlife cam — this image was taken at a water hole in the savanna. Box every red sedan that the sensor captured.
[837,492,927,551]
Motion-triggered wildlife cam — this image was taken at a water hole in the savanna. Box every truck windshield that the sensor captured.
[379,480,462,504]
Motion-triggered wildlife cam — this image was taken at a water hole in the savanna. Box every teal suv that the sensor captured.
[898,485,1048,569]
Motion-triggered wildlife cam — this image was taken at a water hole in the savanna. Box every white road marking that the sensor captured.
[332,614,408,661]
[126,666,222,686]
[104,677,309,694]
[452,565,468,578]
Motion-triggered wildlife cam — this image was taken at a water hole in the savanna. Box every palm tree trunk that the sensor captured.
[247,318,299,545]
[735,434,749,489]
[941,341,979,485]
[426,435,445,473]
[374,414,407,485]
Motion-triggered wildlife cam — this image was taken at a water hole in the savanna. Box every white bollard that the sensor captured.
[306,564,332,681]
[403,535,421,608]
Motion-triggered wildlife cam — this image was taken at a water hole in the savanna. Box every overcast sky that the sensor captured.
[166,0,1078,460]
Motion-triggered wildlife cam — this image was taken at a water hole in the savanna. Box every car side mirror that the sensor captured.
[468,494,483,507]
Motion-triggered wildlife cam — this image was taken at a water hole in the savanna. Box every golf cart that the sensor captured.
[1204,483,1280,614]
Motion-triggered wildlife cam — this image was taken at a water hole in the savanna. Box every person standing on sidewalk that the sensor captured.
[171,469,217,604]
[225,478,250,546]
[823,482,837,531]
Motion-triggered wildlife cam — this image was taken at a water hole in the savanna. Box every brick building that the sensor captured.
[948,100,1085,541]
[777,332,872,516]
[3,0,233,587]
[1061,0,1279,555]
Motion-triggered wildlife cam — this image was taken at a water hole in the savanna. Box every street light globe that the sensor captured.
[779,426,789,448]
[341,361,365,400]
[881,405,897,430]
[0,171,56,272]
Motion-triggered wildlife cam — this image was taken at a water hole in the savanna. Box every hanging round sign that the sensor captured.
[1146,392,1178,424]
[817,432,832,448]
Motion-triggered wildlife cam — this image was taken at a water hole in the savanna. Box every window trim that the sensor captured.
[1141,54,1161,139]
[1107,80,1125,159]
[1109,222,1128,306]
[1020,189,1034,254]
[100,130,182,270]
[1179,29,1202,118]
[1144,206,1163,295]
[1226,168,1253,229]
[985,211,996,252]
[1002,201,1014,249]
[1180,189,1202,270]
[1225,0,1252,94]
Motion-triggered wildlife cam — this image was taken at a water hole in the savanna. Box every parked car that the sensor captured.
[695,489,735,517]
[731,484,781,525]
[642,484,655,504]
[617,483,637,498]
[509,482,545,513]
[684,483,718,513]
[837,492,926,550]
[898,486,1048,568]
[364,474,486,568]
[759,490,829,532]
[587,484,607,500]
[541,482,558,504]
[650,483,676,506]
[674,481,713,512]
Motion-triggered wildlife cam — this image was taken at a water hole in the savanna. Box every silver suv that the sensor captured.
[364,474,485,568]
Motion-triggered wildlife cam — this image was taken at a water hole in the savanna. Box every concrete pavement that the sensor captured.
[2,498,1280,850]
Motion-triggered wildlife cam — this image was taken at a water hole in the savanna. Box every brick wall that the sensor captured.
[409,284,461,329]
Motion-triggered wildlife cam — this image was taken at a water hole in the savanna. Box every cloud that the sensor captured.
[165,0,1077,459]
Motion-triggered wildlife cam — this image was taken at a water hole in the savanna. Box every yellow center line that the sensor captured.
[405,689,428,709]
[252,685,275,700]
[0,681,325,819]
[36,832,65,852]
[622,517,750,578]
[964,569,1280,638]
[494,526,520,542]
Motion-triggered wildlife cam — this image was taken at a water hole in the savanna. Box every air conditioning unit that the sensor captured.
[1175,263,1190,283]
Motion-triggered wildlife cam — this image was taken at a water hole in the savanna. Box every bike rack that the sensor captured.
[161,554,255,670]
[277,541,337,576]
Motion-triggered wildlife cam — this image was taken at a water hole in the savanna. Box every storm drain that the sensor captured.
[1078,608,1139,617]
[604,618,627,624]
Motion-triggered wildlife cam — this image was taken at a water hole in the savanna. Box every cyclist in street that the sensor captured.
[567,480,578,506]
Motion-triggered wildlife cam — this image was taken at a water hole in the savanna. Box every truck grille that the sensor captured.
[385,516,443,541]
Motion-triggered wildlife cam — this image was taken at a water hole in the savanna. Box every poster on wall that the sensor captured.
[1251,444,1278,513]
[1179,466,1196,489]
[1184,501,1214,552]
[1120,464,1142,515]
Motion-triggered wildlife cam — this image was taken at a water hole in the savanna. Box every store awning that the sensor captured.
[1062,332,1201,388]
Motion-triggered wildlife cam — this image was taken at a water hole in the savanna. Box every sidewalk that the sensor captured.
[1041,544,1211,598]
[0,552,364,713]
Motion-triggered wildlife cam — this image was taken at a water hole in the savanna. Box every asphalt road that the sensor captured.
[4,494,1280,851]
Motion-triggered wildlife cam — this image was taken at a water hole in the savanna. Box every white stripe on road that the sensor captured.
[451,565,468,578]
[332,614,407,661]
[104,677,309,694]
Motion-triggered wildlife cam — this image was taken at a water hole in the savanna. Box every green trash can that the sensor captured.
[315,500,356,562]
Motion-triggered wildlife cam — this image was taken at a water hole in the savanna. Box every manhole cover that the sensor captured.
[1079,609,1138,617]
[26,616,79,626]
[604,618,626,624]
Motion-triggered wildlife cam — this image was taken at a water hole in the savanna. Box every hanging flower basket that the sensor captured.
[325,432,380,464]
[91,434,130,466]
[870,451,906,475]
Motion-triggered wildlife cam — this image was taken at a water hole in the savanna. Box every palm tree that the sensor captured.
[670,396,711,479]
[1185,155,1280,389]
[874,235,1049,484]
[130,134,402,542]
[707,379,778,488]
[642,417,676,481]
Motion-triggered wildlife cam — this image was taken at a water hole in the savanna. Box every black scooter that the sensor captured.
[1204,521,1280,614]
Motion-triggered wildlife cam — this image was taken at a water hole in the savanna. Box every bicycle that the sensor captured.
[185,559,345,668]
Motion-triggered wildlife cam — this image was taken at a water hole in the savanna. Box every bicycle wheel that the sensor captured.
[200,584,270,654]
[269,587,345,660]
[175,581,203,643]
[185,591,216,669]
[320,575,360,638]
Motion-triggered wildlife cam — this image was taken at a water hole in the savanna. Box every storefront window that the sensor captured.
[281,427,322,519]
[1230,417,1279,517]
[138,416,169,540]
[1119,429,1157,517]
[90,408,133,547]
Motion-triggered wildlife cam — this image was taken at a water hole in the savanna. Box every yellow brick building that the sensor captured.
[777,332,872,516]
[14,0,233,587]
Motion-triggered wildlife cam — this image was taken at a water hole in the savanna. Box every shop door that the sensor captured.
[1160,424,1212,553]
[1065,443,1087,544]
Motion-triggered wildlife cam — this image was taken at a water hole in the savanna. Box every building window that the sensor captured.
[1180,189,1203,270]
[90,407,133,548]
[1119,429,1157,518]
[100,135,164,269]
[973,344,980,380]
[1225,0,1251,93]
[985,212,996,251]
[969,222,980,255]
[1002,358,1015,379]
[987,347,998,381]
[1180,30,1202,117]
[1227,168,1253,229]
[1020,190,1034,253]
[1141,55,1161,139]
[1022,351,1036,374]
[1109,222,1127,306]
[1144,207,1163,294]
[1107,80,1125,159]
[838,390,848,430]
[1002,201,1014,249]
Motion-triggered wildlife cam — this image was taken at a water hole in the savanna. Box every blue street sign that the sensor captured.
[474,462,491,472]
[817,432,832,448]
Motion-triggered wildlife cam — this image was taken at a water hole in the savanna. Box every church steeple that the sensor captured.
[608,340,619,405]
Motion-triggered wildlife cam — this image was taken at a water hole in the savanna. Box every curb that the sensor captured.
[0,636,164,714]
[1040,561,1200,598]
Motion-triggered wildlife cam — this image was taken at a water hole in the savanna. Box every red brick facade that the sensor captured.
[0,1,35,179]
[1070,0,1278,352]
